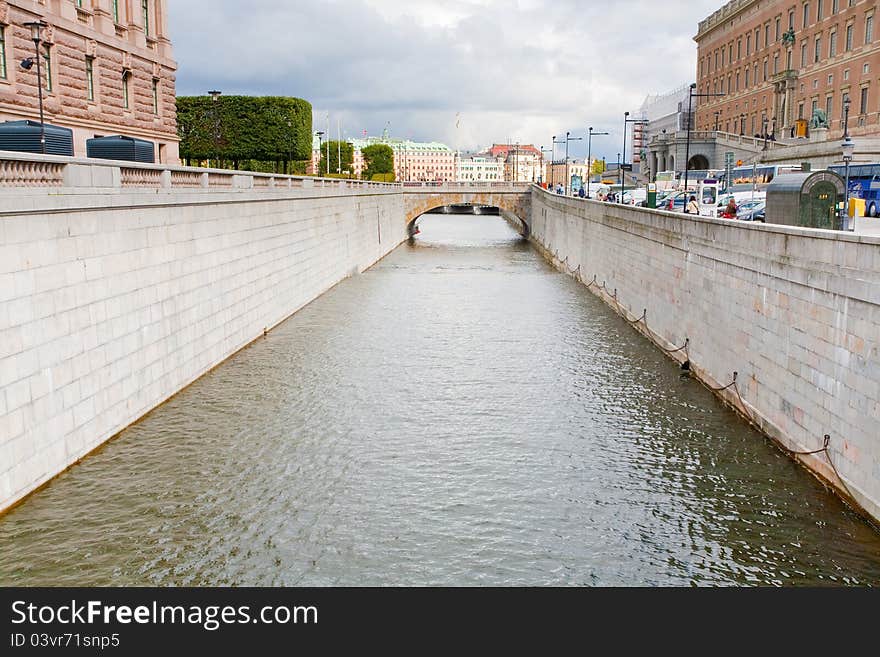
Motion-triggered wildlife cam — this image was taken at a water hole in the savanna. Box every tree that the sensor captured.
[176,95,312,171]
[319,141,354,176]
[361,144,395,180]
[591,158,606,176]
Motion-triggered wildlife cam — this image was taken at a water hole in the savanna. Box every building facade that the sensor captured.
[0,0,178,162]
[695,0,879,141]
[638,84,695,179]
[457,154,504,182]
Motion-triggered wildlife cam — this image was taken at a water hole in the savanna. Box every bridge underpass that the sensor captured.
[401,182,532,237]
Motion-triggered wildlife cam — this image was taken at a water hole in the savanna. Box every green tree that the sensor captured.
[319,141,354,176]
[176,95,312,172]
[591,158,606,176]
[361,144,395,180]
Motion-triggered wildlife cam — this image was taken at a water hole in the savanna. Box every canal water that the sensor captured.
[1,213,879,586]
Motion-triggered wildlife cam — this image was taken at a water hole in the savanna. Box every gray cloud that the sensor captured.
[169,0,721,160]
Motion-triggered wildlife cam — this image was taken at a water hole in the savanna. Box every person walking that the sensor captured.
[685,195,699,214]
[723,196,738,219]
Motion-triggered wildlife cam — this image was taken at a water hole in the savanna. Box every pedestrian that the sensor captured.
[578,186,586,198]
[685,195,699,214]
[724,196,738,219]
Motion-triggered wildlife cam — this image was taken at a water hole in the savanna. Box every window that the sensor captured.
[798,102,804,119]
[803,2,810,28]
[745,69,750,88]
[112,0,120,23]
[122,70,130,109]
[715,50,719,69]
[754,63,759,84]
[860,86,868,114]
[845,23,853,51]
[828,73,834,84]
[830,30,837,56]
[867,14,874,44]
[774,52,780,73]
[729,44,733,62]
[817,0,823,20]
[736,71,740,91]
[789,10,795,29]
[815,36,821,62]
[747,34,751,56]
[765,24,771,48]
[0,26,6,80]
[812,99,819,116]
[86,57,94,101]
[142,0,150,37]
[763,59,768,80]
[755,29,760,51]
[826,94,833,120]
[43,46,52,92]
[776,17,781,41]
[801,41,808,66]
[737,39,741,59]
[832,0,838,13]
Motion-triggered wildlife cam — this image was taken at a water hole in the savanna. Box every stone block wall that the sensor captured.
[530,188,880,524]
[0,187,406,511]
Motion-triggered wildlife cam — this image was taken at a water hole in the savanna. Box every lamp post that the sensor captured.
[683,83,725,213]
[552,135,564,190]
[207,90,221,167]
[316,130,324,175]
[622,114,647,202]
[761,116,769,151]
[539,146,552,185]
[564,131,582,196]
[23,21,48,154]
[586,127,608,199]
[841,96,854,230]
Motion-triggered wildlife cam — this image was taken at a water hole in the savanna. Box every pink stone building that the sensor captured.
[0,0,178,162]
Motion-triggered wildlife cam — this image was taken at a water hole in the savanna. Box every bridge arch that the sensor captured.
[688,154,711,171]
[402,185,531,237]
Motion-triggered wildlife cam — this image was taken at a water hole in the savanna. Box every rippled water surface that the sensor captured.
[2,214,879,586]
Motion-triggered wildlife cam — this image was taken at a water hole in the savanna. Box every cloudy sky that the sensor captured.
[168,0,722,161]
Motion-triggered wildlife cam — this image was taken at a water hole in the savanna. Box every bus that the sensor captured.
[828,163,880,217]
[722,163,802,192]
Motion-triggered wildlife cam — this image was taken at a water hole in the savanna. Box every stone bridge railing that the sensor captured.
[0,151,401,192]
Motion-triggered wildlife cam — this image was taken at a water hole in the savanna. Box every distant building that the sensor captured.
[457,154,504,182]
[487,143,543,182]
[0,0,179,162]
[346,136,455,182]
[639,84,694,179]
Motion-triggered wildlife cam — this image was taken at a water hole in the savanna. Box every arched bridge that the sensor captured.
[402,182,532,236]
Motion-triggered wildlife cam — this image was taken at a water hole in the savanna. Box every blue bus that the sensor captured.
[828,163,880,217]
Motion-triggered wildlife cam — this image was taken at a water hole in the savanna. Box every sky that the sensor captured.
[168,0,723,161]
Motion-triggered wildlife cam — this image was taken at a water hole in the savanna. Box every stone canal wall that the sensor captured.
[0,183,406,512]
[530,187,880,524]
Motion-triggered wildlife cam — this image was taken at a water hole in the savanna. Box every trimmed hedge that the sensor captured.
[177,95,312,162]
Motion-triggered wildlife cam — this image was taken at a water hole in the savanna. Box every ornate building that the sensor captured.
[0,0,178,162]
[695,0,879,141]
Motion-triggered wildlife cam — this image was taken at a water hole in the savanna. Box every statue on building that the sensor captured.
[809,107,829,129]
[781,27,796,46]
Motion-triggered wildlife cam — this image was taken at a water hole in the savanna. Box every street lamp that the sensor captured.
[841,96,854,230]
[552,135,564,190]
[683,83,725,213]
[622,113,648,202]
[207,90,221,167]
[22,21,48,154]
[586,127,608,199]
[564,131,582,196]
[761,116,769,151]
[539,145,552,185]
[714,111,721,132]
[316,130,324,175]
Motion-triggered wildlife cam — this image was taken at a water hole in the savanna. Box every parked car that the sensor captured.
[658,190,689,212]
[737,200,766,222]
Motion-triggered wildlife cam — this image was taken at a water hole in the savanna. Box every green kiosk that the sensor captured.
[765,170,846,229]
